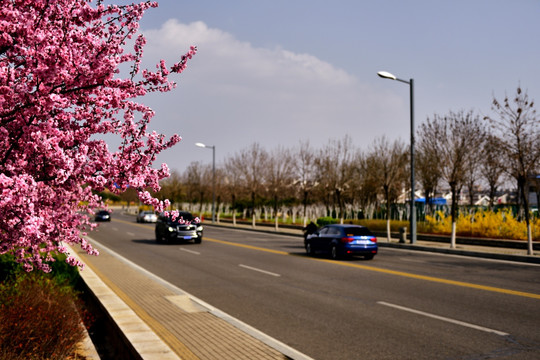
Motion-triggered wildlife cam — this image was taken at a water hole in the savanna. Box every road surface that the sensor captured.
[87,212,540,359]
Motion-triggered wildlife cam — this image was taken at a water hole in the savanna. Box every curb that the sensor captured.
[68,244,181,360]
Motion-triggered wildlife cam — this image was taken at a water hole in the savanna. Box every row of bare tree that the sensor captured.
[152,87,539,251]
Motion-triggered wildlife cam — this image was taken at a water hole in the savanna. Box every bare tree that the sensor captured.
[265,146,295,227]
[200,163,214,218]
[367,136,408,241]
[315,136,356,222]
[234,143,268,223]
[464,134,486,206]
[355,152,379,217]
[292,141,318,226]
[184,161,206,214]
[416,133,442,215]
[158,170,184,209]
[485,86,540,254]
[421,110,484,247]
[223,155,245,225]
[480,134,505,209]
[213,167,226,220]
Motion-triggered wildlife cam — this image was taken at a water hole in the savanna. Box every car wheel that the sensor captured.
[305,243,313,256]
[194,237,202,244]
[155,232,164,244]
[330,245,339,260]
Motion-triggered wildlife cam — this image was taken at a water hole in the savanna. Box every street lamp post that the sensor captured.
[377,71,417,244]
[195,142,216,223]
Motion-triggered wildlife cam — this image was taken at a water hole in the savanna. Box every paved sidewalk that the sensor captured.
[70,222,538,359]
[70,239,305,360]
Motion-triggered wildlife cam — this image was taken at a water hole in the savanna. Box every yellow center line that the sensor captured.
[206,237,289,255]
[205,237,540,300]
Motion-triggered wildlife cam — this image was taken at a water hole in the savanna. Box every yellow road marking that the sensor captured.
[206,237,289,255]
[205,237,540,300]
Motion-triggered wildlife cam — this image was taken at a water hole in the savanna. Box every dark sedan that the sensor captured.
[94,210,111,222]
[305,224,377,260]
[155,211,203,244]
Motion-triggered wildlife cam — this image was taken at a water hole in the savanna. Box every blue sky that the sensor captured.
[116,0,540,173]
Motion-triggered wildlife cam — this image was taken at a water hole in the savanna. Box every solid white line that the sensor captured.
[239,264,281,277]
[399,258,426,263]
[179,248,200,255]
[377,301,509,336]
[126,232,135,237]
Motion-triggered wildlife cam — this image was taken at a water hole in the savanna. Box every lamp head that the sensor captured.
[195,142,206,148]
[377,71,397,80]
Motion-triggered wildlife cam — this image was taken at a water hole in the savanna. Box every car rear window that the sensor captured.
[345,227,374,236]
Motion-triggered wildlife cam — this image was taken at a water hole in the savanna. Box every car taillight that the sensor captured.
[371,237,377,243]
[340,237,354,243]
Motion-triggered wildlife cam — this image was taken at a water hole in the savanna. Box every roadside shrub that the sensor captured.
[355,219,410,233]
[316,217,339,226]
[0,255,86,360]
[0,254,21,283]
[425,209,540,240]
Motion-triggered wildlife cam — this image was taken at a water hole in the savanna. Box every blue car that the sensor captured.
[305,224,378,260]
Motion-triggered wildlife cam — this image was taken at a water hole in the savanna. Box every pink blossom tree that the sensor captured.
[0,0,196,271]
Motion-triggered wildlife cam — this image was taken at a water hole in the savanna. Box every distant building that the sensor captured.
[416,197,447,205]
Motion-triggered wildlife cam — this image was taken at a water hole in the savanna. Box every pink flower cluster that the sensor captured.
[0,0,196,271]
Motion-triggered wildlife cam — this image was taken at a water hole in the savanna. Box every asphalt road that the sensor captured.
[89,212,540,360]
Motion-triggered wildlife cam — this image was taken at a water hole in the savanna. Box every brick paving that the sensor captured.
[72,243,291,360]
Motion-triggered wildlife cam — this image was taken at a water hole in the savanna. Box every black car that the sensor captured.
[155,211,203,244]
[94,210,111,222]
[305,224,378,260]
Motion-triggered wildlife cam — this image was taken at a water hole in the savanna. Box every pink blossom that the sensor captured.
[0,0,196,272]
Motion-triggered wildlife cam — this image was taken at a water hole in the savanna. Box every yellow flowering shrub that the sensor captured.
[425,209,540,240]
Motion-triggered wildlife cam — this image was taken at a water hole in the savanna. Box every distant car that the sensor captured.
[155,211,203,244]
[94,210,111,222]
[305,224,377,260]
[137,211,158,223]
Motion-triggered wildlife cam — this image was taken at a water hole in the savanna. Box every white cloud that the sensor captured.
[137,20,407,172]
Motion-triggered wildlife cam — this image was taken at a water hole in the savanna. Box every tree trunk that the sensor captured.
[303,190,308,226]
[384,185,391,242]
[519,176,533,255]
[451,222,457,249]
[489,183,497,209]
[231,193,236,226]
[450,183,458,248]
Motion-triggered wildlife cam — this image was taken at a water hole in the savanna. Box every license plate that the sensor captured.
[183,236,192,240]
[353,240,371,245]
